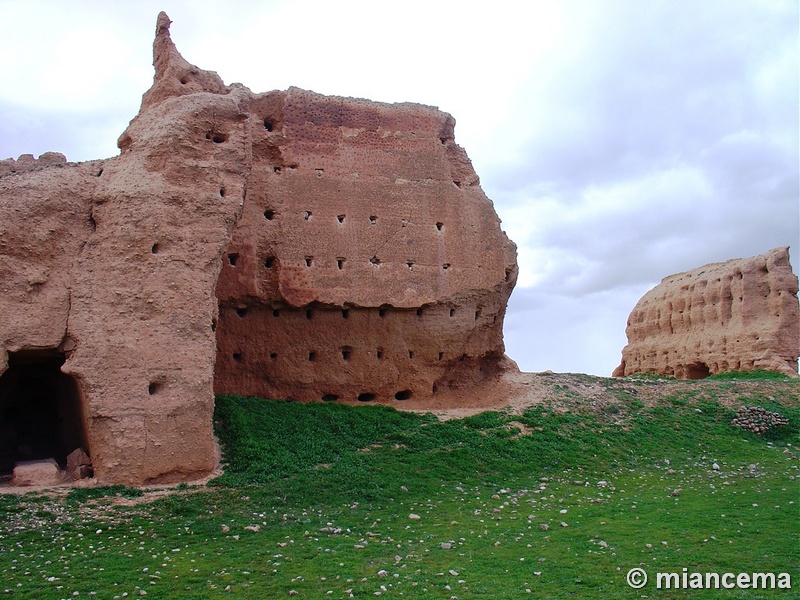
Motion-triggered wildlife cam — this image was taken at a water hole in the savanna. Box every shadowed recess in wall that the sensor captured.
[0,350,89,481]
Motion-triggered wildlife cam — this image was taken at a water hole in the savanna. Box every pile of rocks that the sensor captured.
[8,448,93,487]
[730,406,789,434]
[66,448,93,481]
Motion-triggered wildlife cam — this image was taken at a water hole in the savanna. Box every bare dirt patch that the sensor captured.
[399,370,800,420]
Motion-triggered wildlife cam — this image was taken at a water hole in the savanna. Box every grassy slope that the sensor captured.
[0,374,798,599]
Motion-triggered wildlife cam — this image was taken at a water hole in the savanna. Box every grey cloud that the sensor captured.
[491,0,798,294]
[495,0,797,194]
[497,1,797,373]
[700,132,798,202]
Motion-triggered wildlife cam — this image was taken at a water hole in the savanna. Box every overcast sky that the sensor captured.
[1,0,797,376]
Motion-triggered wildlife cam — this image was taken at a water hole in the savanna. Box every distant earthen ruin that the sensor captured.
[0,14,518,484]
[613,247,799,379]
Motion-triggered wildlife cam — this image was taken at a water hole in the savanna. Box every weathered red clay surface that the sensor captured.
[0,13,517,484]
[614,247,799,378]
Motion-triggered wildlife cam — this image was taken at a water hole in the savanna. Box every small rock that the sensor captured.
[319,526,342,534]
[560,522,568,527]
[11,459,63,486]
[66,448,92,481]
[539,524,549,531]
[712,462,720,471]
[408,514,421,520]
[440,542,452,550]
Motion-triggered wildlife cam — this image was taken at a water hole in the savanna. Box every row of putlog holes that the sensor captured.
[322,390,412,403]
[231,346,447,364]
[265,209,444,232]
[233,306,489,323]
[234,211,513,282]
[148,381,412,402]
[229,252,465,274]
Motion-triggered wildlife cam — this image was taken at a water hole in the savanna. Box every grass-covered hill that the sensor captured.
[1,371,798,598]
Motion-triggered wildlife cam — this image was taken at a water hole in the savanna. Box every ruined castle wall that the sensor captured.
[0,152,68,176]
[0,12,518,484]
[212,87,517,403]
[58,75,247,483]
[614,247,800,378]
[0,15,244,484]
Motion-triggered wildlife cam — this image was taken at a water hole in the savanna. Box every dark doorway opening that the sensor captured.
[0,350,89,480]
[685,362,711,380]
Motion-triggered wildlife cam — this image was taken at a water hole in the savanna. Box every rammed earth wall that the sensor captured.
[614,247,799,379]
[0,13,518,484]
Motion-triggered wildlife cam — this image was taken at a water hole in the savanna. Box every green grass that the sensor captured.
[1,388,798,598]
[623,371,678,381]
[707,370,796,381]
[65,484,144,504]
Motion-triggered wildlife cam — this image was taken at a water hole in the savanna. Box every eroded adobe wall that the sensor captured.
[0,161,98,478]
[0,13,244,484]
[0,160,94,362]
[0,11,518,484]
[613,247,800,378]
[0,152,68,176]
[59,15,245,483]
[212,87,518,403]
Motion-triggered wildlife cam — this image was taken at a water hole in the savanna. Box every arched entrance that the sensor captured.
[0,349,89,481]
